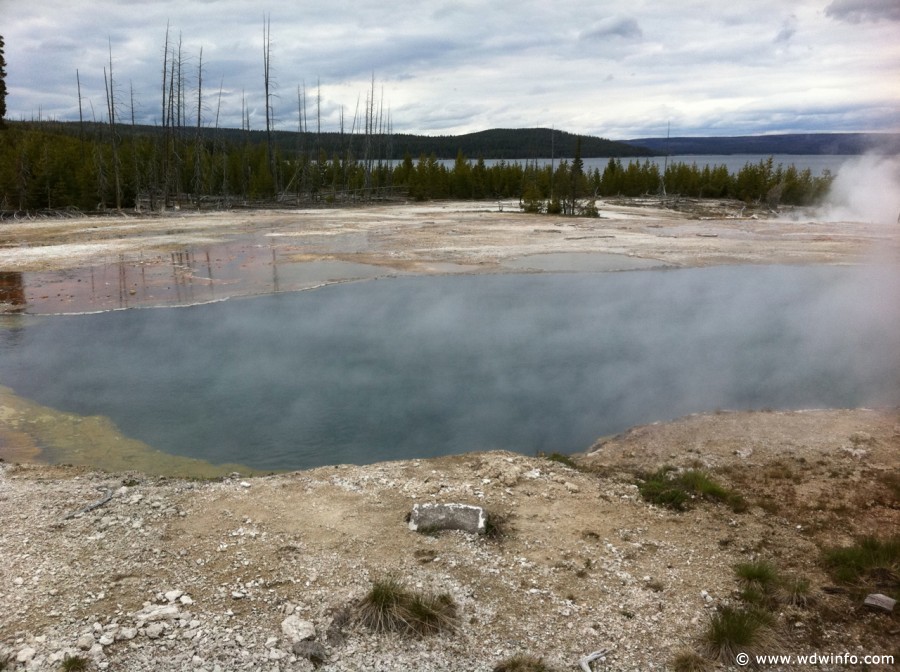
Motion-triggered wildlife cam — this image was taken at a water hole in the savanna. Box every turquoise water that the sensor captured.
[1,265,898,471]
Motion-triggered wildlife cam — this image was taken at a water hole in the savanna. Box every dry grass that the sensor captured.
[671,649,711,672]
[701,606,779,665]
[355,577,458,638]
[493,654,558,672]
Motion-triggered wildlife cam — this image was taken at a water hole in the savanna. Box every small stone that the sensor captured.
[179,595,194,605]
[864,593,896,613]
[145,623,165,639]
[116,627,138,641]
[565,482,580,493]
[16,647,36,663]
[135,604,180,621]
[164,589,184,603]
[99,634,115,646]
[240,481,251,488]
[281,615,316,644]
[77,634,95,650]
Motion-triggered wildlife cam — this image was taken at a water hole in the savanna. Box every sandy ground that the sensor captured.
[1,199,898,670]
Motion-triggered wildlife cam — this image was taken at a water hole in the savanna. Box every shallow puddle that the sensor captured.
[2,234,402,314]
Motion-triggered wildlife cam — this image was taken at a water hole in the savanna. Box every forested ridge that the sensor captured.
[0,120,833,214]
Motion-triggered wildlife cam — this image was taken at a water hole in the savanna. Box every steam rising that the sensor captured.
[817,154,900,224]
[2,266,898,471]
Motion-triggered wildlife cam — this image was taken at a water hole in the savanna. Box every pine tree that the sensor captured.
[0,35,8,127]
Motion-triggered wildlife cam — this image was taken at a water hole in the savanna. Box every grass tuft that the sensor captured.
[638,467,746,513]
[355,577,458,638]
[735,560,779,591]
[702,605,777,664]
[821,535,900,597]
[671,649,712,672]
[492,654,557,672]
[780,575,812,608]
[538,451,579,470]
[484,510,512,540]
[61,654,91,672]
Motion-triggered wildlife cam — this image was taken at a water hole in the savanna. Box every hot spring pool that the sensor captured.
[1,264,898,472]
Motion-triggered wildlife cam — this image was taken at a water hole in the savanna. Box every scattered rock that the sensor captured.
[16,646,36,663]
[408,502,486,535]
[164,589,184,602]
[116,627,138,641]
[281,615,316,645]
[864,593,896,613]
[135,603,180,622]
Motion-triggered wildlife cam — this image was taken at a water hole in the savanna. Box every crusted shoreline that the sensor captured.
[2,201,898,669]
[2,407,897,671]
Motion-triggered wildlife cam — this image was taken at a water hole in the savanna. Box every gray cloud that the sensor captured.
[580,16,643,41]
[774,15,798,43]
[825,0,900,23]
[3,0,898,137]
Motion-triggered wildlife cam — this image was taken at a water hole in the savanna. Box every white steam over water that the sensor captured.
[817,154,900,225]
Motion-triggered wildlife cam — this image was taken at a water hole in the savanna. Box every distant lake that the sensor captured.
[477,155,852,176]
[1,265,897,473]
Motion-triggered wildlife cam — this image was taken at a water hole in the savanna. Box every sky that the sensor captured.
[2,0,899,139]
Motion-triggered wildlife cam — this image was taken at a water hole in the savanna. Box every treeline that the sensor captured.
[0,122,833,213]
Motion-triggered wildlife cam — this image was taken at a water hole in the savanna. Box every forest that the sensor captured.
[0,24,835,216]
[0,120,834,215]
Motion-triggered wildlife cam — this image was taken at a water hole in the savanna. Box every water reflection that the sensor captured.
[0,272,26,312]
[7,234,402,314]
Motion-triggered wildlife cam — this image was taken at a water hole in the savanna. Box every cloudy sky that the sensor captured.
[3,0,899,139]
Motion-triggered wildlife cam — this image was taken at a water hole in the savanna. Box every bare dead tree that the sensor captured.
[76,69,85,159]
[129,80,141,210]
[159,22,171,209]
[215,76,227,199]
[103,39,122,210]
[262,14,276,191]
[193,46,204,206]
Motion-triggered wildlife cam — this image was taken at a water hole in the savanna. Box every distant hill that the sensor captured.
[17,121,650,160]
[229,126,651,160]
[623,133,900,155]
[386,128,653,159]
